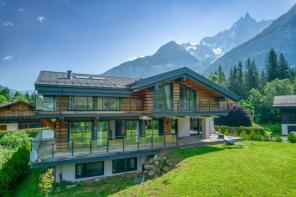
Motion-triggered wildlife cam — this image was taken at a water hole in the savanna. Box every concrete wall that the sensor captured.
[281,124,296,135]
[201,117,211,139]
[55,156,147,183]
[177,117,190,137]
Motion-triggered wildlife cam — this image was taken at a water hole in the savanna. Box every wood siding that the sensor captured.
[0,102,35,117]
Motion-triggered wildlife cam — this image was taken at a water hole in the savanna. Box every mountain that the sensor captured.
[104,41,200,78]
[104,13,272,77]
[182,13,272,69]
[206,4,296,74]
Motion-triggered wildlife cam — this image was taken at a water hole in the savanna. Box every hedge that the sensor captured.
[215,125,266,136]
[215,125,283,142]
[0,145,30,197]
[0,127,47,139]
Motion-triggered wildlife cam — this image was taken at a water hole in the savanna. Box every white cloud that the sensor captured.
[36,16,46,23]
[18,8,24,12]
[2,56,13,61]
[3,20,14,27]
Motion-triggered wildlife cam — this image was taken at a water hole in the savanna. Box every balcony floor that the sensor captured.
[31,135,242,168]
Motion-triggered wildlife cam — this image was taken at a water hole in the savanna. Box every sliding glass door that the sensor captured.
[68,121,93,144]
[179,85,196,112]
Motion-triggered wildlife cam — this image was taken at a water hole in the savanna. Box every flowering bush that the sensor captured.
[216,104,252,126]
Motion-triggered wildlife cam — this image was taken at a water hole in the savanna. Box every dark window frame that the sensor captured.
[112,157,137,174]
[75,161,104,179]
[68,96,121,111]
[179,84,197,112]
[154,83,173,112]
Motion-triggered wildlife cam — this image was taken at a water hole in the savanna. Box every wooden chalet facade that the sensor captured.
[0,101,41,130]
[31,67,239,182]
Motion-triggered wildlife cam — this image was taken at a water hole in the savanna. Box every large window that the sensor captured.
[68,121,93,142]
[68,96,120,111]
[125,120,139,136]
[69,96,93,110]
[112,157,137,174]
[179,85,196,112]
[144,120,159,136]
[76,161,104,178]
[36,96,56,111]
[95,121,109,144]
[154,84,172,111]
[103,98,120,110]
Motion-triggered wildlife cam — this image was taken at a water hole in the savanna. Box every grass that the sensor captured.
[14,142,296,197]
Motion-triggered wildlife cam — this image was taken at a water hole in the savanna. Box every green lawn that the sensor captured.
[14,142,296,197]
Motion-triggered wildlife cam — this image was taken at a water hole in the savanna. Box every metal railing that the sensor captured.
[153,99,230,113]
[31,134,177,161]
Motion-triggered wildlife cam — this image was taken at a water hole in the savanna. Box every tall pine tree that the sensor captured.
[278,53,290,79]
[266,48,278,81]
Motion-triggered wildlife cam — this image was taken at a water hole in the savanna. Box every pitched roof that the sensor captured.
[273,95,296,107]
[0,101,33,109]
[131,67,240,101]
[36,71,140,89]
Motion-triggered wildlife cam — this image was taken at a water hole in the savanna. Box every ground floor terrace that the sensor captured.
[30,116,242,182]
[31,116,241,163]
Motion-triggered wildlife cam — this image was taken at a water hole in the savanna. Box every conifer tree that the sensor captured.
[278,53,290,79]
[266,48,278,81]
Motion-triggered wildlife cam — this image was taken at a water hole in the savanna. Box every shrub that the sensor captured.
[273,135,282,142]
[216,104,252,127]
[216,125,271,141]
[288,133,296,143]
[0,145,30,197]
[0,127,47,139]
[0,131,30,149]
[39,168,54,193]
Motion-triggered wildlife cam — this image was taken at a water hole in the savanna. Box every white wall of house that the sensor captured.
[177,117,190,137]
[4,123,18,131]
[281,124,296,135]
[55,156,147,183]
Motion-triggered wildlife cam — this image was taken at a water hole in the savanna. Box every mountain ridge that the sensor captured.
[104,12,272,77]
[206,4,296,74]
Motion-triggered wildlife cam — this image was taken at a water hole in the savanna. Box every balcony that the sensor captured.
[153,99,230,115]
[31,132,178,163]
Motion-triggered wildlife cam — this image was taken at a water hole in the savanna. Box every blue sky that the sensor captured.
[0,0,295,90]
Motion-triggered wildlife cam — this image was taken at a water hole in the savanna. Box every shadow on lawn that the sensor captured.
[164,145,225,164]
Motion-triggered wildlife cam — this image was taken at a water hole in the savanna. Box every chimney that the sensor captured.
[67,70,72,79]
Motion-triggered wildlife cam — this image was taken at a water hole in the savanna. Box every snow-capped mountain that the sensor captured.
[206,4,296,74]
[181,13,272,69]
[104,13,272,77]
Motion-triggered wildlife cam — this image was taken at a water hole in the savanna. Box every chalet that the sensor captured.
[0,101,41,130]
[30,67,240,182]
[273,95,296,135]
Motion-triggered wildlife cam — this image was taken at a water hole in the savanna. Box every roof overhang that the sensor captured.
[130,67,240,101]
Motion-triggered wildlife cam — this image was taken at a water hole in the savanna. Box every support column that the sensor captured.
[209,117,215,135]
[201,117,211,139]
[177,117,190,137]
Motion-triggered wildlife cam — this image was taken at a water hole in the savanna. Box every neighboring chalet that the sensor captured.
[0,101,41,130]
[30,67,240,182]
[273,95,296,135]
